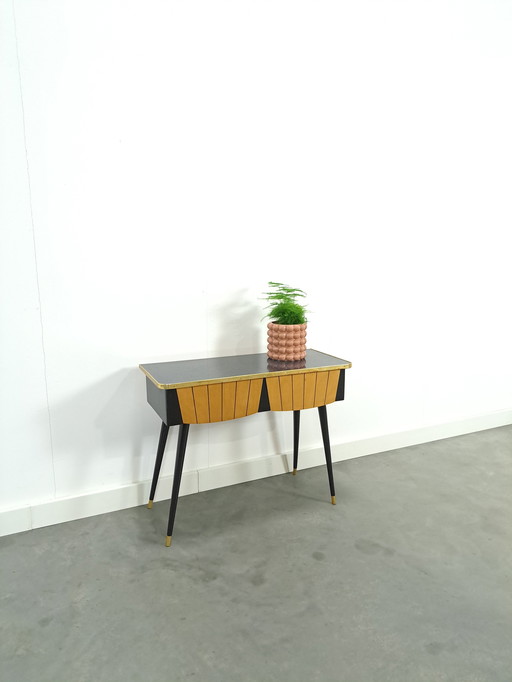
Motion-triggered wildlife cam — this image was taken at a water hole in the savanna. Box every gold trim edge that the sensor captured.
[139,361,352,390]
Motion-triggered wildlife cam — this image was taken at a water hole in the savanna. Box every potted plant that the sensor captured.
[263,281,308,361]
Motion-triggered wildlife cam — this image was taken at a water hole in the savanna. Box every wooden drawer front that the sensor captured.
[176,379,264,424]
[266,370,341,411]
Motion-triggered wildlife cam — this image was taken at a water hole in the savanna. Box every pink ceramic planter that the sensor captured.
[267,322,307,361]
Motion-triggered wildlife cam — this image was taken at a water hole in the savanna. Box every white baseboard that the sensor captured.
[0,472,198,538]
[1,409,511,538]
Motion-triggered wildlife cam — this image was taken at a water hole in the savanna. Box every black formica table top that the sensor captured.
[140,349,351,390]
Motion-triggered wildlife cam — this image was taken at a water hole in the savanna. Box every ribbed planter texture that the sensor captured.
[267,322,307,361]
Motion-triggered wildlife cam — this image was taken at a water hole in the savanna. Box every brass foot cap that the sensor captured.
[292,468,297,476]
[331,496,336,505]
[147,500,153,509]
[165,536,172,547]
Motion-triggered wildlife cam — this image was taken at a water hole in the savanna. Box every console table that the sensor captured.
[140,349,351,546]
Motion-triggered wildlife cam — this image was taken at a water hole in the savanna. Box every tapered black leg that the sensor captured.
[148,422,169,509]
[165,424,190,546]
[292,410,300,474]
[318,405,336,505]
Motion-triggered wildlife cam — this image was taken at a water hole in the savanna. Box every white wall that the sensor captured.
[2,0,511,534]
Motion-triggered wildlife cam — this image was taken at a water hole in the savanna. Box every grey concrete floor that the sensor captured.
[1,426,511,682]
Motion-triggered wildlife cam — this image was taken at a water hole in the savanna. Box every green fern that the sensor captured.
[262,282,308,325]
